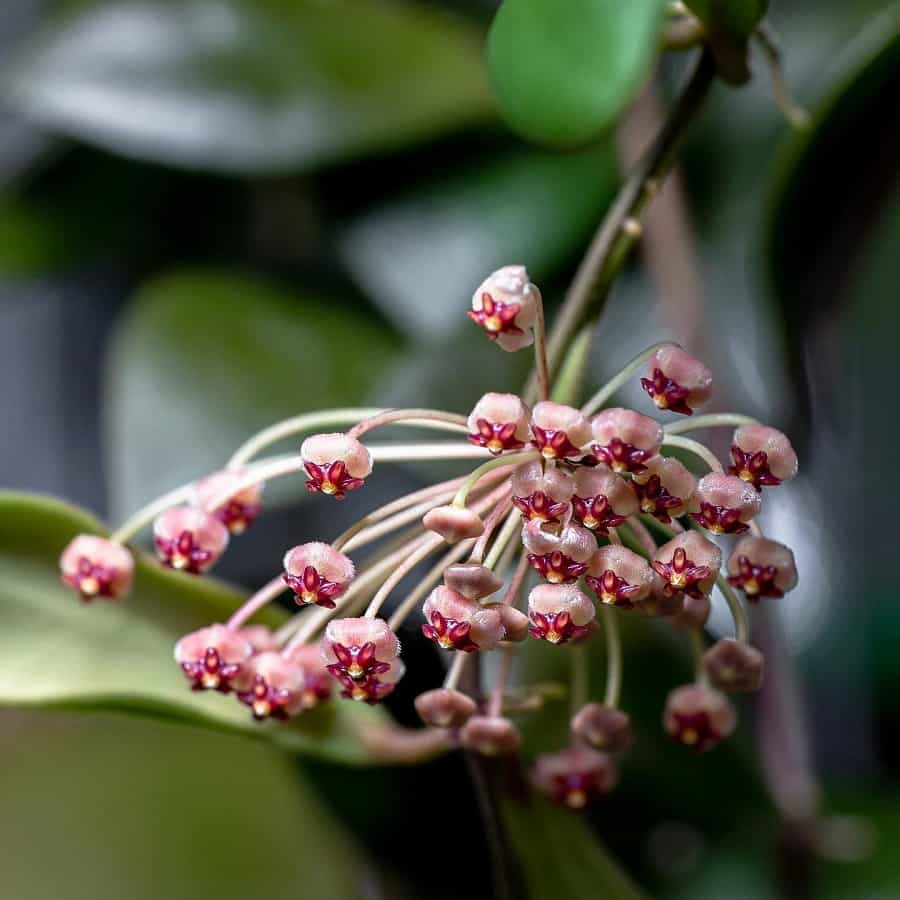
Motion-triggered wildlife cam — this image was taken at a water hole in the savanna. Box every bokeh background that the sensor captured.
[1,1,899,898]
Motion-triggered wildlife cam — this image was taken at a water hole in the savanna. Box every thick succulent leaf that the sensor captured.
[487,0,667,146]
[337,144,619,340]
[502,794,648,900]
[106,268,399,518]
[683,0,768,83]
[2,712,366,900]
[766,2,900,419]
[2,0,493,174]
[0,491,386,764]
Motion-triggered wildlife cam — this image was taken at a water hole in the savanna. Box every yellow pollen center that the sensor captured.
[670,573,688,589]
[252,699,271,717]
[744,579,760,595]
[566,790,588,809]
[487,439,504,453]
[601,593,617,605]
[438,636,454,649]
[681,728,699,745]
[201,672,220,689]
[80,576,100,595]
[612,462,627,473]
[655,395,668,409]
[348,663,364,679]
[171,554,189,570]
[301,591,317,604]
[351,686,368,701]
[709,524,725,535]
[301,690,318,708]
[546,631,561,644]
[230,521,247,535]
[547,572,564,584]
[641,499,656,513]
[321,481,337,495]
[540,446,558,460]
[738,469,754,482]
[484,315,502,332]
[583,516,598,530]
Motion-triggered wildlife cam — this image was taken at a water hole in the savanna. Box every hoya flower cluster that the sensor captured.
[59,264,798,810]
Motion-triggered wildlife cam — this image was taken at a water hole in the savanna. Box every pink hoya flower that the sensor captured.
[415,688,477,728]
[300,432,372,499]
[511,459,574,526]
[237,652,310,721]
[727,536,798,600]
[174,624,253,693]
[494,604,530,642]
[239,625,280,653]
[652,532,721,599]
[153,506,229,574]
[60,534,134,601]
[631,456,696,523]
[422,586,505,652]
[664,684,736,753]
[591,408,663,473]
[191,467,263,534]
[322,618,403,704]
[523,520,596,583]
[284,644,334,709]
[532,746,617,809]
[527,583,594,644]
[586,544,655,609]
[459,715,521,756]
[571,464,638,534]
[467,265,539,351]
[422,505,485,543]
[641,344,712,416]
[443,562,504,601]
[283,542,354,609]
[571,703,633,753]
[530,401,592,460]
[703,639,765,693]
[690,473,762,534]
[467,392,531,454]
[729,424,798,491]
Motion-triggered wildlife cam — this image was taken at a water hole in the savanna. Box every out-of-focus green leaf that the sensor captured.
[683,0,767,83]
[0,711,366,900]
[766,2,900,415]
[487,0,666,146]
[106,268,399,518]
[0,492,386,764]
[337,144,619,339]
[502,793,648,900]
[3,0,493,175]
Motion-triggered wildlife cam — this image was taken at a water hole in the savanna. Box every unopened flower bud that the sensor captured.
[523,521,596,583]
[727,536,798,601]
[528,583,594,644]
[174,624,253,693]
[495,604,530,642]
[641,345,712,416]
[532,746,617,808]
[423,505,485,543]
[729,424,798,490]
[322,618,403,703]
[631,456,696,522]
[571,465,638,534]
[191,467,263,534]
[300,432,372,499]
[443,563,504,600]
[459,715,521,755]
[571,703,633,753]
[283,542,354,609]
[591,408,663,473]
[511,460,574,525]
[586,545,654,609]
[652,532,721,599]
[690,473,761,535]
[467,265,539,352]
[422,586,505,652]
[60,534,134,601]
[467,392,531,454]
[530,401,592,460]
[153,506,229,574]
[415,688,477,728]
[237,651,307,721]
[663,684,736,752]
[703,639,765,693]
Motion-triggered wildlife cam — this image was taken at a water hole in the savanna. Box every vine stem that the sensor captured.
[524,49,717,403]
[664,413,758,435]
[570,643,589,714]
[717,574,749,643]
[109,483,197,544]
[689,626,710,685]
[226,574,286,630]
[470,495,514,564]
[581,342,674,415]
[443,651,470,691]
[532,290,551,402]
[662,433,723,473]
[483,508,524,571]
[347,408,467,440]
[452,451,538,508]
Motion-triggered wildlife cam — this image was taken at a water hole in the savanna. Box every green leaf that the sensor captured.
[2,711,366,900]
[487,0,666,146]
[0,491,386,764]
[3,0,493,175]
[683,0,768,83]
[106,268,399,519]
[502,794,648,900]
[337,144,619,339]
[765,2,900,415]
